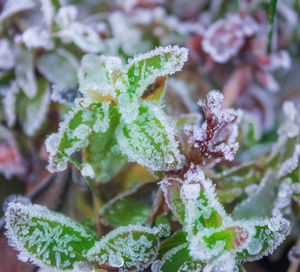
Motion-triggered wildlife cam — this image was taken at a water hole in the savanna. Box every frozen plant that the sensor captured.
[1,1,300,271]
[46,45,188,182]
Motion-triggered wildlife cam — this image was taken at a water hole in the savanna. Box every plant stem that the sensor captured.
[267,0,278,54]
[63,153,104,237]
[62,152,102,203]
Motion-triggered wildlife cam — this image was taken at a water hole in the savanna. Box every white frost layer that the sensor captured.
[88,224,167,272]
[202,14,258,63]
[22,26,54,50]
[5,201,95,271]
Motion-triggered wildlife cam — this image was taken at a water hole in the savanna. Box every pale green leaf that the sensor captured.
[88,224,168,271]
[5,201,98,270]
[116,102,183,172]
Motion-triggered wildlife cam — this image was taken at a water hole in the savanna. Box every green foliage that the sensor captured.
[5,201,98,270]
[5,201,168,271]
[160,165,291,270]
[46,46,188,182]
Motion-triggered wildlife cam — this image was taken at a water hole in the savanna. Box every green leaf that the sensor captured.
[266,101,299,168]
[162,178,225,233]
[17,78,50,136]
[83,105,126,182]
[37,49,79,89]
[216,163,262,193]
[126,45,188,97]
[236,217,290,262]
[189,217,290,263]
[116,102,183,172]
[162,178,185,224]
[78,54,126,101]
[87,224,168,271]
[157,244,203,272]
[100,197,151,226]
[158,230,187,259]
[233,171,278,220]
[5,201,98,270]
[15,47,37,98]
[46,101,111,174]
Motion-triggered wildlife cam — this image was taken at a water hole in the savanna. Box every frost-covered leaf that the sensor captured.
[157,230,188,259]
[46,101,111,173]
[88,224,168,271]
[78,54,125,101]
[5,201,98,270]
[162,164,290,265]
[117,102,183,172]
[160,178,185,224]
[22,26,54,50]
[126,45,188,97]
[83,105,126,182]
[235,217,290,262]
[202,14,258,63]
[56,22,104,53]
[109,11,152,56]
[267,101,300,168]
[17,79,50,136]
[154,244,203,272]
[37,49,79,90]
[161,165,226,230]
[15,48,37,99]
[0,0,36,24]
[233,171,278,219]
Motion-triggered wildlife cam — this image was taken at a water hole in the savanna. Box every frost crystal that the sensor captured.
[81,163,95,179]
[184,90,241,166]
